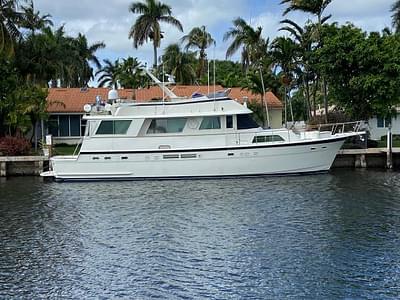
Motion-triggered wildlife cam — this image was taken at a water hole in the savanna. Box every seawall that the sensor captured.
[0,149,399,177]
[0,156,49,177]
[333,148,400,169]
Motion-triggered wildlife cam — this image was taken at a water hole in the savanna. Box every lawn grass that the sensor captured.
[53,144,80,155]
[377,140,400,148]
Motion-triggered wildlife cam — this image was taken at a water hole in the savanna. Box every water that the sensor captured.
[1,170,400,299]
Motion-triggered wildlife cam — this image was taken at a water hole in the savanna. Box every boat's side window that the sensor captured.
[147,118,187,134]
[237,114,259,130]
[199,116,221,130]
[252,135,285,143]
[96,120,131,135]
[226,115,233,129]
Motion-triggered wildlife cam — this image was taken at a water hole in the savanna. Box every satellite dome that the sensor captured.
[108,89,119,101]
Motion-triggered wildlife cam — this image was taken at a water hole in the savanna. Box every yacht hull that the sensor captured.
[47,137,347,181]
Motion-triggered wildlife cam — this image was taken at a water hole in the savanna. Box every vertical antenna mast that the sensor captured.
[207,60,210,95]
[259,67,270,128]
[213,45,216,111]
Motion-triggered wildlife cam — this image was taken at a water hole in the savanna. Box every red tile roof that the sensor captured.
[47,86,282,113]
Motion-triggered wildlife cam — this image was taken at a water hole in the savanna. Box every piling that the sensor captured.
[387,125,393,169]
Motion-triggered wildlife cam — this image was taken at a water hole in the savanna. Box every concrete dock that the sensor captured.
[0,156,49,177]
[333,148,400,169]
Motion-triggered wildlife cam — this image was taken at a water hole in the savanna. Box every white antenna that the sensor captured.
[207,60,210,95]
[162,63,165,113]
[162,63,165,101]
[143,68,178,99]
[259,67,270,128]
[213,45,216,110]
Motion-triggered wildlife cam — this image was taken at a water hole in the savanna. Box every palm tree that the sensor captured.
[0,0,22,56]
[392,0,400,33]
[15,26,67,86]
[118,56,149,88]
[223,17,266,71]
[161,43,196,84]
[181,25,215,77]
[96,59,122,89]
[270,36,299,126]
[128,0,183,69]
[20,0,53,34]
[280,0,333,122]
[279,19,314,119]
[241,70,281,127]
[281,0,332,25]
[70,33,105,87]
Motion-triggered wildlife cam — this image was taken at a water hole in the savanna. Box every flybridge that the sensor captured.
[83,69,238,117]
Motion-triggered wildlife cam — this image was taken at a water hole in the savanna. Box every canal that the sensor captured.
[1,170,400,299]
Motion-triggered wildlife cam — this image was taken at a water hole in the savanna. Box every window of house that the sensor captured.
[47,115,84,137]
[226,115,233,129]
[96,120,131,135]
[59,115,69,137]
[252,135,285,143]
[48,116,59,137]
[199,116,221,130]
[147,118,187,134]
[377,117,391,128]
[81,119,87,136]
[237,114,259,129]
[70,115,81,136]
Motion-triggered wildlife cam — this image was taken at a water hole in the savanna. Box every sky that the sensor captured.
[34,0,395,71]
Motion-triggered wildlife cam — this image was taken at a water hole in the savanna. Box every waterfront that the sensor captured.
[1,170,400,299]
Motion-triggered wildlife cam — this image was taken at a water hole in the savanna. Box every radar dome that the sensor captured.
[108,89,119,101]
[83,104,92,113]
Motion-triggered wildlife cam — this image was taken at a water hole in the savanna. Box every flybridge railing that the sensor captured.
[311,121,364,135]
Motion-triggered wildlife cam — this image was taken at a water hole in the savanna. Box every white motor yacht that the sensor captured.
[42,73,363,181]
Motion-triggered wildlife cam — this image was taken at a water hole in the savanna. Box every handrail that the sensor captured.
[312,121,364,134]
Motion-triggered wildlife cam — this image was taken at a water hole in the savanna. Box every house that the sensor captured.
[368,108,400,140]
[46,86,283,144]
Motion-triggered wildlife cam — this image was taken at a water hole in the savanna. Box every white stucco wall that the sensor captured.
[368,115,400,140]
[268,109,283,129]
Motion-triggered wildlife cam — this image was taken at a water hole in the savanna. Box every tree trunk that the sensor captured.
[323,78,328,123]
[34,120,38,152]
[302,76,312,120]
[153,41,158,69]
[312,77,319,118]
[288,88,294,123]
[284,86,288,128]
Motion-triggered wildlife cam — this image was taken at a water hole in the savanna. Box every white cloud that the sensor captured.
[34,0,395,67]
[327,0,393,18]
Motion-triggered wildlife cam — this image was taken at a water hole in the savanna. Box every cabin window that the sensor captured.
[226,115,233,129]
[252,135,285,143]
[147,118,187,134]
[237,114,259,130]
[199,116,221,130]
[96,120,131,135]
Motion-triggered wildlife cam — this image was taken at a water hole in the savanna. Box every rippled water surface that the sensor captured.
[1,170,400,299]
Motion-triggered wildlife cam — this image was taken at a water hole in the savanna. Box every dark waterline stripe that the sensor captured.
[56,170,330,182]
